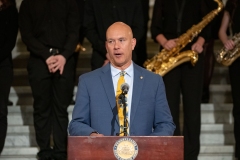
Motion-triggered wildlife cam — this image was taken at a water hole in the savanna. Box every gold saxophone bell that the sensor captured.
[216,32,240,66]
[75,43,86,52]
[144,0,223,76]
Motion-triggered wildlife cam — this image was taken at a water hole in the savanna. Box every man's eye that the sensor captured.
[108,40,113,43]
[119,39,125,42]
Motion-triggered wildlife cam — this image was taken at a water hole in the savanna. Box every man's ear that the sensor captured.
[131,38,136,50]
[105,41,108,52]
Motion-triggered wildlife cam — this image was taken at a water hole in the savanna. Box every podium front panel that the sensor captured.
[68,136,183,160]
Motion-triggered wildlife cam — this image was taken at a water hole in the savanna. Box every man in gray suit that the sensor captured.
[69,22,175,136]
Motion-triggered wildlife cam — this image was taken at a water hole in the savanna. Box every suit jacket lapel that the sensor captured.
[100,63,145,128]
[100,64,119,125]
[130,64,144,126]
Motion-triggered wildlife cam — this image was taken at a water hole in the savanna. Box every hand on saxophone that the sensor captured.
[163,38,178,51]
[156,34,178,51]
[191,43,203,53]
[223,39,235,50]
[191,36,205,54]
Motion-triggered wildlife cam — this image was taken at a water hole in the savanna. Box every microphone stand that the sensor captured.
[119,92,128,136]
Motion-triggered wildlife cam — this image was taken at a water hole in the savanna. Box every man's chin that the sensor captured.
[112,61,124,67]
[113,60,131,69]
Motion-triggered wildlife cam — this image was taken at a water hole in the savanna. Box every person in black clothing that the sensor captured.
[202,0,223,103]
[134,0,149,67]
[151,0,211,159]
[219,0,240,158]
[83,0,144,70]
[19,0,80,159]
[70,0,86,105]
[76,0,85,45]
[0,0,18,155]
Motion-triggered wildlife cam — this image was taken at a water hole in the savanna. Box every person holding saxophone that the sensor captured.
[219,0,240,158]
[150,0,214,159]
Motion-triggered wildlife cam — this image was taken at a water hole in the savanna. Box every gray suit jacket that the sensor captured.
[69,63,175,136]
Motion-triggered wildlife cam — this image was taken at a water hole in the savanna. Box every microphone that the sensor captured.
[118,83,129,136]
[121,83,129,95]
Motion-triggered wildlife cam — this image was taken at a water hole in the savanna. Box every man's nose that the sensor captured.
[114,40,120,49]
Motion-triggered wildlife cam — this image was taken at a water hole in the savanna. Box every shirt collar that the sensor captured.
[111,62,133,78]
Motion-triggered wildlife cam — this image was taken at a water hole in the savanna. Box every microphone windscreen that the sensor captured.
[121,83,129,94]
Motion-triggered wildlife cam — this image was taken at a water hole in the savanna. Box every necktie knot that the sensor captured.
[120,71,126,77]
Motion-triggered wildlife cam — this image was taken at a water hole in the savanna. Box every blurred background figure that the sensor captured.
[70,0,86,105]
[83,0,144,70]
[19,0,80,159]
[0,0,18,155]
[218,0,240,158]
[134,0,150,67]
[202,0,224,103]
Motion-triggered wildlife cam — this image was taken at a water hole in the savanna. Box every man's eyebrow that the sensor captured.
[106,37,126,40]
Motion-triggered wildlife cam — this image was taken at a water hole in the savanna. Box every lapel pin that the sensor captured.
[140,76,143,79]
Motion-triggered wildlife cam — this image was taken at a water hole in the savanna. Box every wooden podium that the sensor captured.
[68,136,183,160]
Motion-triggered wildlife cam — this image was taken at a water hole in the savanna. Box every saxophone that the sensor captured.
[144,0,223,76]
[216,32,240,66]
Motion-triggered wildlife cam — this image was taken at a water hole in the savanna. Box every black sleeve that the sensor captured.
[141,0,150,25]
[83,0,106,56]
[76,0,85,43]
[61,0,80,60]
[150,0,164,42]
[131,0,145,41]
[18,0,50,60]
[198,0,213,42]
[205,0,224,39]
[0,6,18,62]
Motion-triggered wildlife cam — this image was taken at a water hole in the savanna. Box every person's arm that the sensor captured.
[150,76,175,136]
[18,0,50,60]
[156,34,178,51]
[197,0,212,43]
[83,0,106,56]
[60,0,80,60]
[69,75,101,136]
[218,11,235,50]
[151,0,164,43]
[76,0,85,44]
[189,0,212,54]
[0,6,18,62]
[151,0,177,50]
[46,0,80,74]
[131,0,144,42]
